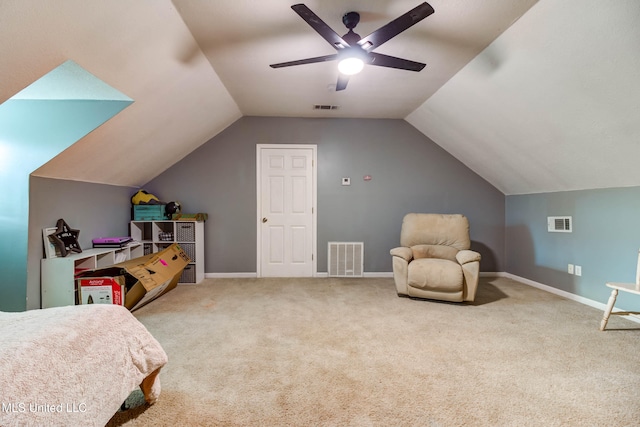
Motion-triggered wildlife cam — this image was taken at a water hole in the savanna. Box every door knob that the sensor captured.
[262,217,268,223]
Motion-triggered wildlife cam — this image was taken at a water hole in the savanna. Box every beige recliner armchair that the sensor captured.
[390,213,481,302]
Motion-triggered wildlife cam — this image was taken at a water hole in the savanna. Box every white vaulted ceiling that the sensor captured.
[407,0,640,194]
[2,0,639,195]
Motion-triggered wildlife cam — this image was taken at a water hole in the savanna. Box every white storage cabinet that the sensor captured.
[41,244,143,308]
[130,220,205,284]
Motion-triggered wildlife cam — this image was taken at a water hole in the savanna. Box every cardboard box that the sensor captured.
[76,243,190,311]
[78,276,125,305]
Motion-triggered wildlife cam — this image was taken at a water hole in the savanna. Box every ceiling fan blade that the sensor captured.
[336,74,350,91]
[291,4,350,49]
[270,54,338,69]
[358,2,434,51]
[367,52,426,71]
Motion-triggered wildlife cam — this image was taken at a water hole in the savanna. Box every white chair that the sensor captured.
[600,250,640,331]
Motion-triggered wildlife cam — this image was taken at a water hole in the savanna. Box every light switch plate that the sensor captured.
[342,177,350,186]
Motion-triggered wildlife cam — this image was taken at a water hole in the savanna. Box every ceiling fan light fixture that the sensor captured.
[338,57,364,75]
[270,3,435,90]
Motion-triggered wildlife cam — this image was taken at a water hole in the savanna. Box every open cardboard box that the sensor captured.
[78,276,125,305]
[76,243,190,311]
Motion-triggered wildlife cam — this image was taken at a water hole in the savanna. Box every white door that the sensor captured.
[257,145,316,277]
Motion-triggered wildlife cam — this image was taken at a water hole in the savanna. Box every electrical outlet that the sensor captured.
[568,264,574,274]
[575,265,582,276]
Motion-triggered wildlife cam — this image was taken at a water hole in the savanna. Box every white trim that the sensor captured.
[207,271,498,279]
[256,144,318,278]
[318,272,393,278]
[207,272,392,279]
[480,272,501,277]
[363,272,394,278]
[500,272,640,325]
[206,272,258,279]
[205,269,639,325]
[500,272,604,309]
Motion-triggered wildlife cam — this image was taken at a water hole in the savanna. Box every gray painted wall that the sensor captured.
[27,177,133,309]
[144,117,506,274]
[506,187,640,312]
[20,119,640,316]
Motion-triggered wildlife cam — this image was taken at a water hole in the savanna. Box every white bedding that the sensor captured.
[0,304,168,427]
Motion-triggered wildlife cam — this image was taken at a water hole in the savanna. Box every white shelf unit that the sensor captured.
[41,243,143,308]
[130,220,205,285]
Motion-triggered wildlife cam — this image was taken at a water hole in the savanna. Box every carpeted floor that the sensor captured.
[107,276,640,426]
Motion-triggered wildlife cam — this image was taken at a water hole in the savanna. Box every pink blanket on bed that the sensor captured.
[0,304,168,427]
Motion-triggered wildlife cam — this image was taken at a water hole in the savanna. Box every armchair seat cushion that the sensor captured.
[408,258,463,292]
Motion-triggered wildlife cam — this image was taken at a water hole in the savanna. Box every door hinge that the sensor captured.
[312,253,314,261]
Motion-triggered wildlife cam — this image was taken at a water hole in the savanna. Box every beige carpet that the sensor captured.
[107,276,640,426]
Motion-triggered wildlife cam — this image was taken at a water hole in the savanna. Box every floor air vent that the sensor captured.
[328,242,363,277]
[547,216,572,232]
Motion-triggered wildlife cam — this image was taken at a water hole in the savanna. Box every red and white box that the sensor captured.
[78,277,125,306]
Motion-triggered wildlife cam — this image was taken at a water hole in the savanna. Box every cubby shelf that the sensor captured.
[41,243,143,308]
[129,220,205,285]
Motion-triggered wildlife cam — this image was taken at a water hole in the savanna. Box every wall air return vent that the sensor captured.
[328,242,363,277]
[547,216,572,233]
[313,104,340,110]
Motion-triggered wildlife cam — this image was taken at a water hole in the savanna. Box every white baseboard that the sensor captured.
[480,272,500,277]
[206,271,506,279]
[205,271,638,324]
[207,272,393,279]
[363,272,394,278]
[497,272,605,310]
[495,272,640,325]
[316,272,393,278]
[205,272,258,279]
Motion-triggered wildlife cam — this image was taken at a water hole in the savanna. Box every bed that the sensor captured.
[0,304,168,427]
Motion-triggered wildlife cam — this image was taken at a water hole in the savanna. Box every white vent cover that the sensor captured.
[328,242,363,277]
[313,104,340,110]
[547,216,572,232]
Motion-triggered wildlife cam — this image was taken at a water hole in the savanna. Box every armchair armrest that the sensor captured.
[456,249,481,265]
[390,247,413,262]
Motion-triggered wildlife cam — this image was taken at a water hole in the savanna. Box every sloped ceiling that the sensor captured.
[172,0,537,119]
[407,0,640,195]
[0,0,242,187]
[2,0,638,195]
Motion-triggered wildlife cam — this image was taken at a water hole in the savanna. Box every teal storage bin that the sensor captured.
[133,204,166,220]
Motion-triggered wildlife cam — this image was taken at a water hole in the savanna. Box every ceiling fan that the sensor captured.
[270,2,435,91]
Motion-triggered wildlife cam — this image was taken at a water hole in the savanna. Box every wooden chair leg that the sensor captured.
[600,289,618,331]
[140,367,162,404]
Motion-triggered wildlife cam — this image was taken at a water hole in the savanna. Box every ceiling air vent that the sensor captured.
[547,216,572,233]
[313,104,340,110]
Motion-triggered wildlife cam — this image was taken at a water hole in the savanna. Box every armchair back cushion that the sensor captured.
[400,213,471,250]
